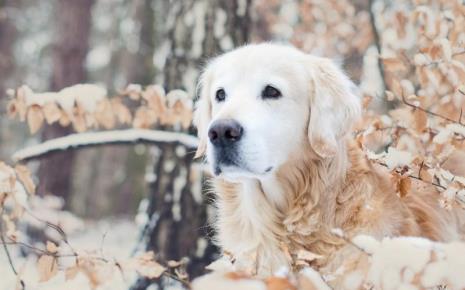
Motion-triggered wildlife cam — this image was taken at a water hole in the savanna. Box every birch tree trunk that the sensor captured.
[132,0,251,288]
[37,0,94,201]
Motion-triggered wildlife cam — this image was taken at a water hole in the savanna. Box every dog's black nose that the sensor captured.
[208,119,243,146]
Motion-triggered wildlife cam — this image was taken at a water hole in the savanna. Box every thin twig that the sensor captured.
[418,161,425,180]
[2,231,191,288]
[0,224,18,276]
[0,209,26,289]
[163,271,191,289]
[401,94,463,125]
[422,50,465,67]
[329,229,372,256]
[377,162,447,190]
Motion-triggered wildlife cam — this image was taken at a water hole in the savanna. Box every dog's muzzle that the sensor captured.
[208,119,243,174]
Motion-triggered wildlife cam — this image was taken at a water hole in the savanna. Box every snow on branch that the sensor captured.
[12,129,199,162]
[7,84,193,134]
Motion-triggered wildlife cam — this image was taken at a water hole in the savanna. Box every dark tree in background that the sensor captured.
[0,0,17,100]
[132,0,252,288]
[37,0,94,201]
[69,0,158,218]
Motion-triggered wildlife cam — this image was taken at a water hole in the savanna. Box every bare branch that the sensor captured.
[13,129,199,162]
[376,161,447,190]
[0,209,25,289]
[401,94,463,126]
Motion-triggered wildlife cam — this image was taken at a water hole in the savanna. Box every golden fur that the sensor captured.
[212,139,460,274]
[193,43,463,280]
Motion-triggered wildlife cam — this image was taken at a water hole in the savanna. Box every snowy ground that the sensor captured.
[0,218,141,290]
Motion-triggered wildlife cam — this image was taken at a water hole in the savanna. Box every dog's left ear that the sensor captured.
[193,67,213,159]
[305,56,361,158]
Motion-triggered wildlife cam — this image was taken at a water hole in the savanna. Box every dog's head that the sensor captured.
[194,43,360,180]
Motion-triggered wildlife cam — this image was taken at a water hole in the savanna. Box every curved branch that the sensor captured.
[13,129,199,162]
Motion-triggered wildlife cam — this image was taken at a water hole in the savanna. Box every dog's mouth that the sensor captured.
[211,146,274,178]
[213,157,273,178]
[213,156,244,176]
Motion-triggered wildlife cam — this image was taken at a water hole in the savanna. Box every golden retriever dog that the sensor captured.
[193,43,462,280]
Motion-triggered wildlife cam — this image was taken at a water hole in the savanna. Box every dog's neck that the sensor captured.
[212,138,359,274]
[259,140,351,217]
[258,173,289,211]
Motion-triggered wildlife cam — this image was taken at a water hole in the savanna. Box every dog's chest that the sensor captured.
[215,179,289,275]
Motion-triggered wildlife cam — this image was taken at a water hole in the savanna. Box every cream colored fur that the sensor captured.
[193,43,463,280]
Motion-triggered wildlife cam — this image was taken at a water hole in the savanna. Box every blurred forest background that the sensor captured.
[0,0,374,218]
[1,0,465,289]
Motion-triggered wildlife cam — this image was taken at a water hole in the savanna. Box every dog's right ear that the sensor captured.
[193,67,213,159]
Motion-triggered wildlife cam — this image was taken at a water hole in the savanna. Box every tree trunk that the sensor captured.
[132,0,252,288]
[0,0,17,100]
[37,0,94,201]
[0,0,19,160]
[70,0,157,218]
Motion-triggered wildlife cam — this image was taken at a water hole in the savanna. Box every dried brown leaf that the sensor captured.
[26,105,44,134]
[133,107,157,129]
[111,99,132,124]
[95,99,116,129]
[46,241,59,254]
[413,109,428,132]
[42,102,62,124]
[382,57,407,72]
[37,255,58,282]
[65,265,80,281]
[14,164,35,194]
[266,276,297,290]
[59,111,71,127]
[72,114,87,133]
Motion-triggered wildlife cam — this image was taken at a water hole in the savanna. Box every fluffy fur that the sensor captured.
[193,43,463,278]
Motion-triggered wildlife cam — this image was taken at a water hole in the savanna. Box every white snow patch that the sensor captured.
[13,129,199,162]
[300,267,332,290]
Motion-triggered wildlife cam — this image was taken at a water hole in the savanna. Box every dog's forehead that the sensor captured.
[209,44,306,88]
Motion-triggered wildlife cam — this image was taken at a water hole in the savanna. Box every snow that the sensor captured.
[343,271,364,290]
[12,129,199,162]
[330,228,344,238]
[350,234,465,289]
[351,235,380,254]
[300,267,332,290]
[192,272,267,290]
[366,147,414,170]
[433,123,465,144]
[22,84,107,113]
[205,256,234,273]
[0,218,143,290]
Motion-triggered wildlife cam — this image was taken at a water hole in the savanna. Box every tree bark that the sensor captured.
[37,0,94,201]
[132,0,252,288]
[0,0,17,100]
[70,0,157,218]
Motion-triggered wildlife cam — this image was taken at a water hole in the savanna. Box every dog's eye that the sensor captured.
[215,88,226,102]
[261,85,282,99]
